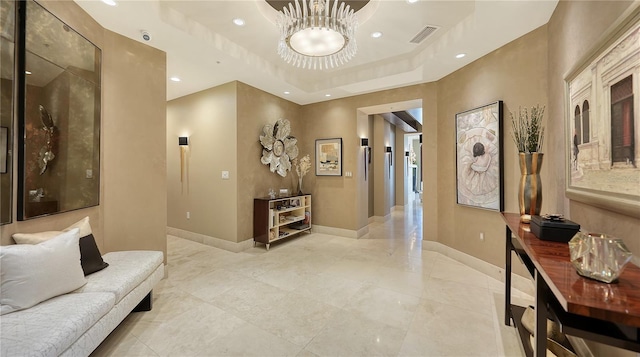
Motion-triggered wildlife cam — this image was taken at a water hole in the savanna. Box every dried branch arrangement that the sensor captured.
[510,105,545,153]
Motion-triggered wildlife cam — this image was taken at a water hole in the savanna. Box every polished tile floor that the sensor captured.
[92,201,534,356]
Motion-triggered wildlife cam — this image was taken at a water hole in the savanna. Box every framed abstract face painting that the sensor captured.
[455,101,504,211]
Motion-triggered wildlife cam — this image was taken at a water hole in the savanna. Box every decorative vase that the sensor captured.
[518,152,543,223]
[297,176,303,195]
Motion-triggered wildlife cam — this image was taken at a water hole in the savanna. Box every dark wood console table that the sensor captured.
[503,212,640,357]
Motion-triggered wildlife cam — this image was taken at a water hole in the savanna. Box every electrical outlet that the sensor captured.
[222,171,229,180]
[86,169,93,179]
[186,212,190,219]
[480,232,485,241]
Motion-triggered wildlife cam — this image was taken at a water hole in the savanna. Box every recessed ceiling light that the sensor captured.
[233,18,245,26]
[325,94,331,97]
[284,91,290,95]
[406,0,419,3]
[371,31,383,39]
[455,53,466,59]
[101,0,117,6]
[25,71,32,75]
[170,76,181,82]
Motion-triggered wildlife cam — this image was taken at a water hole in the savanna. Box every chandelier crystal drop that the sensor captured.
[276,0,358,70]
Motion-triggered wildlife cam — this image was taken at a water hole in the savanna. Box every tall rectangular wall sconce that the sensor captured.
[179,137,189,190]
[386,146,392,165]
[386,146,392,178]
[361,138,369,180]
[405,151,410,174]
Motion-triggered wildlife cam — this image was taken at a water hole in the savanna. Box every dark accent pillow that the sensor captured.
[79,234,109,275]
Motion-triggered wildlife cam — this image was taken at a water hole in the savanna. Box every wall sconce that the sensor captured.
[386,146,392,178]
[386,146,392,164]
[405,151,410,174]
[179,136,189,191]
[361,138,369,180]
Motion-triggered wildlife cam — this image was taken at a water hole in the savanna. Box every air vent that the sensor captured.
[409,25,439,44]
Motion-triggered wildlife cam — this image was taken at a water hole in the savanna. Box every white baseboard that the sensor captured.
[422,241,534,297]
[166,227,253,253]
[370,214,391,223]
[392,205,404,211]
[312,225,364,239]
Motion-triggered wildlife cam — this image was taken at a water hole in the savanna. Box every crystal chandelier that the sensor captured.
[276,0,358,70]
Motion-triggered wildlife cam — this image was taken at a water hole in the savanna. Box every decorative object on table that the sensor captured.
[268,188,276,199]
[260,118,299,177]
[530,214,580,243]
[279,188,290,197]
[569,231,633,283]
[565,17,640,218]
[18,0,101,221]
[510,104,545,223]
[293,154,311,195]
[271,0,361,70]
[315,138,342,176]
[455,101,503,211]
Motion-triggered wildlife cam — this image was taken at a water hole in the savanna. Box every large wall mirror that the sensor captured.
[0,0,16,225]
[17,0,101,220]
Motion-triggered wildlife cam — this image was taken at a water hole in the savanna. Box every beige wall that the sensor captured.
[166,81,302,243]
[167,82,437,240]
[547,0,639,254]
[1,1,167,261]
[167,82,239,242]
[547,1,638,356]
[300,84,437,234]
[435,25,549,268]
[101,30,167,256]
[394,126,409,207]
[236,82,302,242]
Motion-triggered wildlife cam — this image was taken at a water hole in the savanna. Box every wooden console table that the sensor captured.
[502,212,640,357]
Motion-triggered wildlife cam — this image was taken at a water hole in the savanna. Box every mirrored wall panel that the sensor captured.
[0,0,15,225]
[18,0,101,220]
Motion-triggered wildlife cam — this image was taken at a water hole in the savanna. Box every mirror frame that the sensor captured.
[16,0,101,220]
[0,0,19,225]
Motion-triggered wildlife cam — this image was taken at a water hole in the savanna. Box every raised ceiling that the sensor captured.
[74,0,558,105]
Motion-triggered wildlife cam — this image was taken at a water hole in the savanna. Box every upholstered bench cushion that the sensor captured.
[0,292,114,357]
[73,251,163,303]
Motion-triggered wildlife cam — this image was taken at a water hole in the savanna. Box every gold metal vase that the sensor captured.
[518,153,543,223]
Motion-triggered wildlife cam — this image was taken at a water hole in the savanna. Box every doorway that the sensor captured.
[356,100,423,238]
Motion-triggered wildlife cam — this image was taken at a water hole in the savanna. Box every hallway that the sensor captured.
[93,203,533,356]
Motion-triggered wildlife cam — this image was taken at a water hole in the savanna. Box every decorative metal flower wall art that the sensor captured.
[260,118,299,177]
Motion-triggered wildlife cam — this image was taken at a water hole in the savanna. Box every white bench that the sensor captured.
[0,250,164,357]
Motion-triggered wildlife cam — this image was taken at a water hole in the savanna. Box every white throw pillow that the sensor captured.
[12,216,92,244]
[0,228,86,315]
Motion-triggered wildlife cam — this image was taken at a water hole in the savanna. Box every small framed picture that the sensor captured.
[316,138,342,176]
[279,188,290,197]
